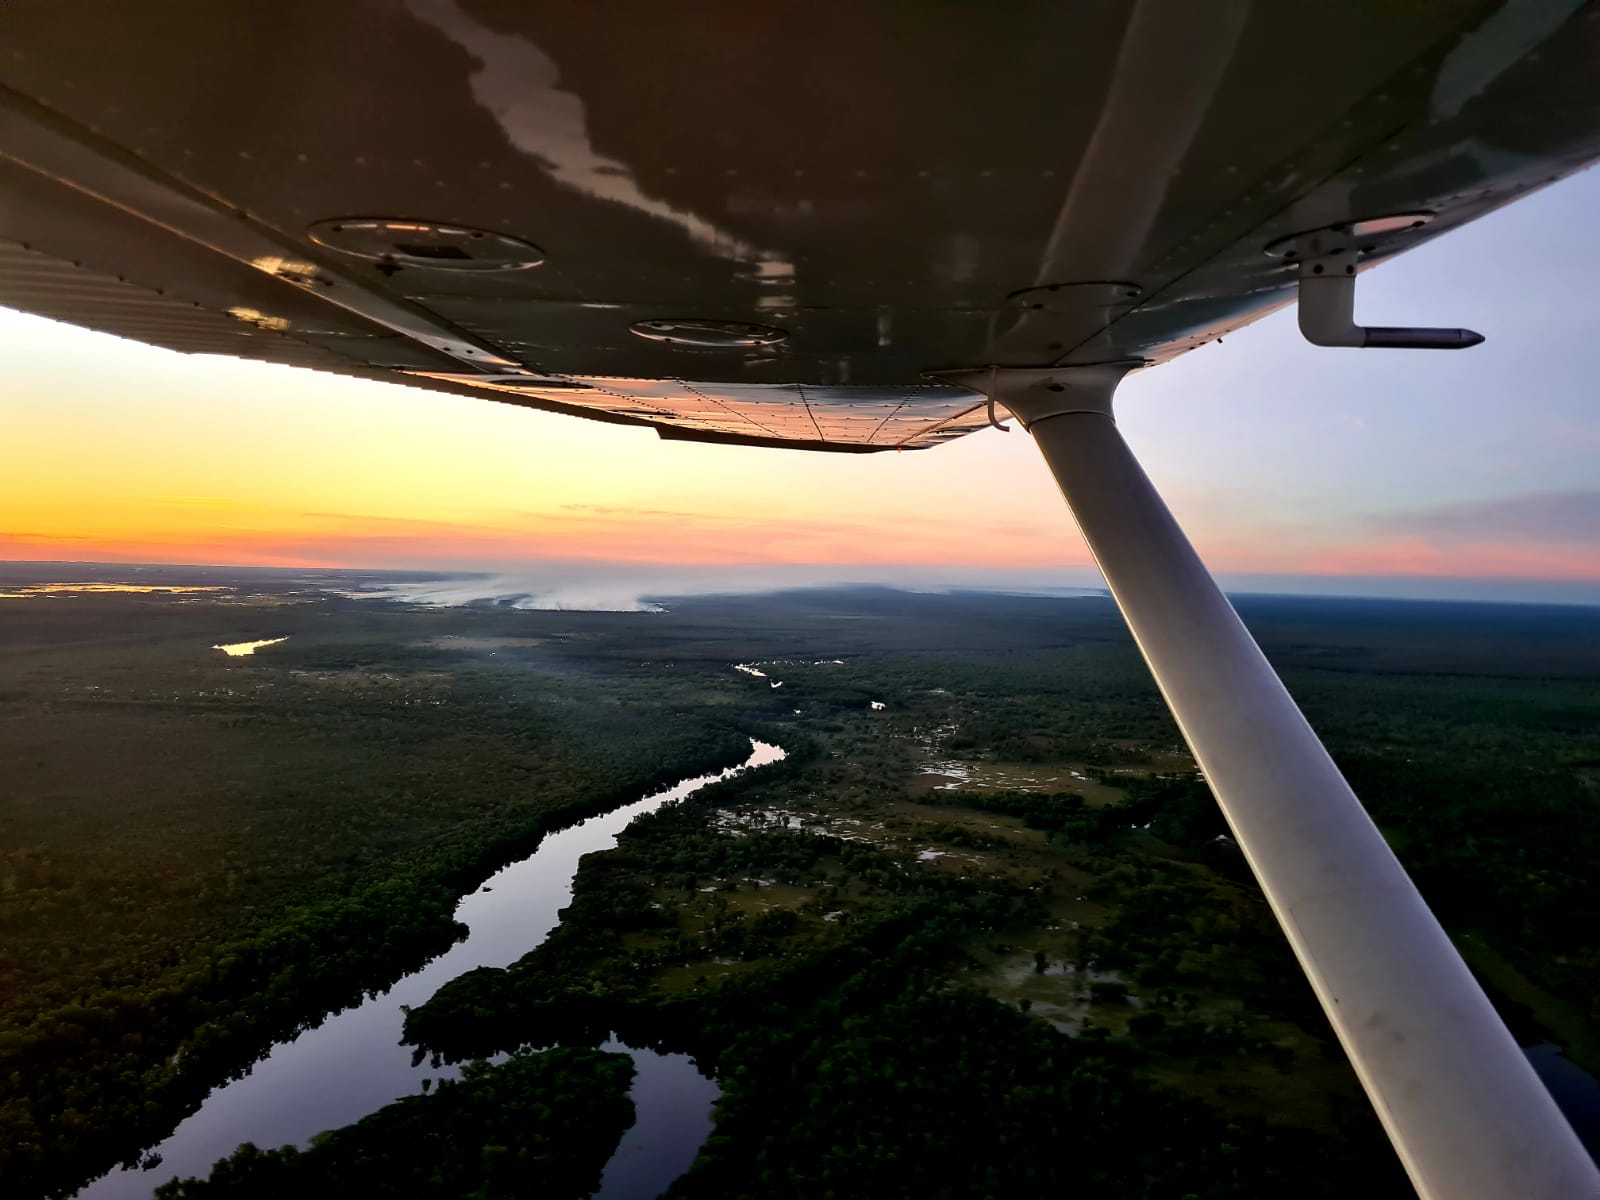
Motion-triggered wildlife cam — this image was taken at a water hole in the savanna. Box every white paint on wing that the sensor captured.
[407,0,783,268]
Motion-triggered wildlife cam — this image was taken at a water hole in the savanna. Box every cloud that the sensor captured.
[353,574,668,613]
[1196,490,1600,585]
[1369,491,1600,545]
[344,563,1111,613]
[10,486,1595,602]
[557,503,700,519]
[1158,489,1600,588]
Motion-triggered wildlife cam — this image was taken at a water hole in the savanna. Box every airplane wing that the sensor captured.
[6,5,1600,1198]
[1,1,1596,452]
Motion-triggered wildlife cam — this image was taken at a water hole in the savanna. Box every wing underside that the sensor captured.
[0,0,1597,450]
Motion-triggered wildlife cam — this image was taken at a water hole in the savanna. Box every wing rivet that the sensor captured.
[1007,281,1143,310]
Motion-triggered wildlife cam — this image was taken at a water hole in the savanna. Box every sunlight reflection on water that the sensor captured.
[0,583,229,597]
[212,637,288,657]
[78,739,784,1199]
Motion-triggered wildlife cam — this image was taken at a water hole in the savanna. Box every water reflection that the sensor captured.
[1526,1044,1600,1162]
[404,0,783,270]
[79,738,782,1199]
[212,637,288,657]
[0,583,228,597]
[593,1043,719,1200]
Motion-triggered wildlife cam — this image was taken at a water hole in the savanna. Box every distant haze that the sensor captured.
[2,559,1595,608]
[342,565,1600,609]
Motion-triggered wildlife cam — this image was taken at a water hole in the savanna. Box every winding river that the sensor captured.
[80,739,785,1199]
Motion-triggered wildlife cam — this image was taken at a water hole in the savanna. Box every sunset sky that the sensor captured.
[3,168,1597,605]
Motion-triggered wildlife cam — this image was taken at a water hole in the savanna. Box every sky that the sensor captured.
[2,168,1598,606]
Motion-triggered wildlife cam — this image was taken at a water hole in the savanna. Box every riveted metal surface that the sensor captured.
[0,240,363,370]
[402,372,986,450]
[0,1,1597,448]
[628,318,788,348]
[1263,213,1435,258]
[307,218,546,271]
[1009,282,1144,309]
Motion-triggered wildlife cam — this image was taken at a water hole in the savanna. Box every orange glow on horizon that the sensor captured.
[3,308,1597,594]
[7,509,1598,586]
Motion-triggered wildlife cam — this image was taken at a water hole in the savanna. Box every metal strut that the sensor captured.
[952,364,1597,1200]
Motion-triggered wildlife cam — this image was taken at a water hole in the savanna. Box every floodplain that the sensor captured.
[2,565,1597,1197]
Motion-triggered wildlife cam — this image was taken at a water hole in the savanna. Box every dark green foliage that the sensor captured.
[674,978,1393,1200]
[404,832,1405,1200]
[930,788,1091,833]
[925,777,1230,858]
[4,581,1598,1198]
[404,790,1045,1062]
[0,591,749,1198]
[153,1047,634,1199]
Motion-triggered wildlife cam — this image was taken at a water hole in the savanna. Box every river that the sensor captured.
[79,738,785,1199]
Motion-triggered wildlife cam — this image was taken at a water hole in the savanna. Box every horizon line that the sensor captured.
[1,555,1597,609]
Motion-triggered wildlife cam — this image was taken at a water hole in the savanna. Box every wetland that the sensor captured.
[2,567,1597,1196]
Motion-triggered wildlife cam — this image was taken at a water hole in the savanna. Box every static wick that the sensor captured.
[986,366,1011,431]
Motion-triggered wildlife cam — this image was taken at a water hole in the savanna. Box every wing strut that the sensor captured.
[955,364,1598,1200]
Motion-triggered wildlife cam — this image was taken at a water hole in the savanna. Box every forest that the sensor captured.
[0,577,748,1197]
[152,1047,635,1199]
[2,571,1598,1196]
[398,757,1408,1198]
